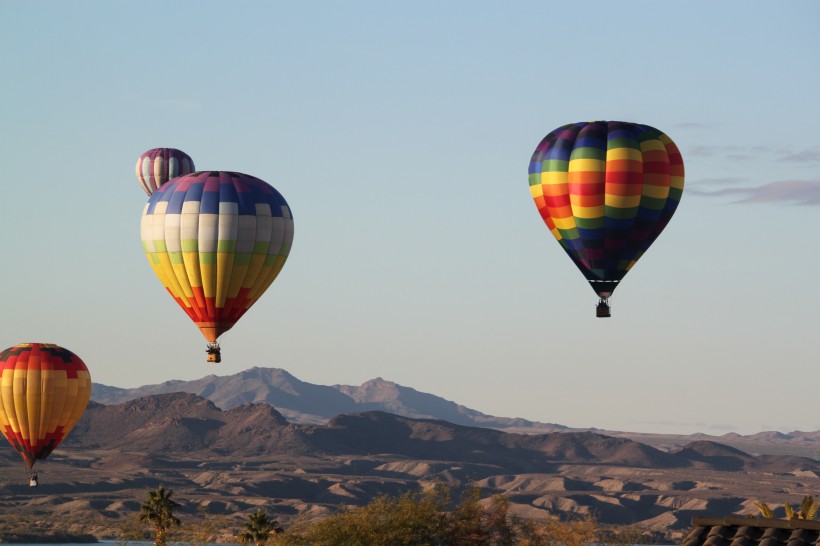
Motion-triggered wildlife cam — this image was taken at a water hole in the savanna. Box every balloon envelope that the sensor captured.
[136,148,196,196]
[528,121,684,298]
[141,171,294,344]
[0,343,92,468]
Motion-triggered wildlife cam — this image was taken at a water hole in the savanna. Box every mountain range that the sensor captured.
[2,367,820,541]
[70,392,820,475]
[91,366,820,458]
[91,367,567,430]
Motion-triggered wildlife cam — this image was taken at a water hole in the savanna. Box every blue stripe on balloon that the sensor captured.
[146,181,176,214]
[577,227,604,240]
[543,141,572,161]
[232,178,257,215]
[200,189,220,214]
[635,207,662,221]
[220,180,239,206]
[167,186,187,214]
[604,217,634,230]
[183,179,204,205]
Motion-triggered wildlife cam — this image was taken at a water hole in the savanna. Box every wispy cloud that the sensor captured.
[691,177,747,187]
[687,145,723,157]
[686,144,820,163]
[778,147,820,163]
[689,179,820,205]
[686,144,748,158]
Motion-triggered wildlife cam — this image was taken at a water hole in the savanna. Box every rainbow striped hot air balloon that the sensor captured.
[136,147,196,196]
[140,171,294,362]
[528,121,684,317]
[0,343,92,481]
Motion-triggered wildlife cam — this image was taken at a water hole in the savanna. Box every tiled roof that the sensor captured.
[683,516,820,546]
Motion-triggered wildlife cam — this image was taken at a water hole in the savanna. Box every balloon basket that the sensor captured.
[596,300,611,318]
[206,343,221,363]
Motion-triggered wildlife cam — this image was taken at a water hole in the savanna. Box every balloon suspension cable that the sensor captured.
[206,341,222,364]
[596,298,611,318]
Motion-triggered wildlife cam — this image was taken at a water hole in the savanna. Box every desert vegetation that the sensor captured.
[753,495,818,520]
[139,486,182,546]
[6,391,820,543]
[239,510,283,546]
[110,484,650,546]
[271,485,648,546]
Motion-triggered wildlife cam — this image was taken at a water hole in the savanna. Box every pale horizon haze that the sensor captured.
[1,1,819,436]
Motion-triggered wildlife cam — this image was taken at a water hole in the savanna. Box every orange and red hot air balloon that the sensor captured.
[0,343,91,484]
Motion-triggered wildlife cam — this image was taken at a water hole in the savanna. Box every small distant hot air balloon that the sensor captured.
[136,148,196,196]
[0,343,92,486]
[528,121,684,317]
[141,171,294,362]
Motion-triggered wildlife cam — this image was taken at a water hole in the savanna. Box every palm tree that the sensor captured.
[754,501,775,518]
[139,486,182,546]
[786,495,819,520]
[238,510,281,546]
[754,496,818,521]
[800,495,819,520]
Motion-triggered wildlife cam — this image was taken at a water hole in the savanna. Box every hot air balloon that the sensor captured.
[528,121,684,317]
[0,343,92,486]
[141,171,294,362]
[136,148,196,196]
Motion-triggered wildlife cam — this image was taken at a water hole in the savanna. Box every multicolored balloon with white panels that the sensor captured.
[140,171,294,362]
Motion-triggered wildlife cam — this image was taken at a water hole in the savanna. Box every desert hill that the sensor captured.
[66,393,820,475]
[90,367,820,461]
[4,392,820,540]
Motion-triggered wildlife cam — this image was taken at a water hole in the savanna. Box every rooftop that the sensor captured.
[683,516,820,546]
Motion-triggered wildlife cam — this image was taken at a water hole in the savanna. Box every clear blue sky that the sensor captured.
[2,1,818,435]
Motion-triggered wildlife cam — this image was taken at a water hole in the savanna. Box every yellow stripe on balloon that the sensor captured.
[226,264,249,298]
[639,139,667,153]
[171,261,196,299]
[540,171,568,187]
[182,252,203,289]
[605,194,642,208]
[199,262,215,299]
[606,147,642,161]
[552,216,578,230]
[570,205,605,219]
[568,158,605,172]
[215,253,234,307]
[641,183,671,199]
[64,371,91,436]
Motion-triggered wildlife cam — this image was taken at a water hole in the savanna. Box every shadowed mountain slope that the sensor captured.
[65,393,819,475]
[90,367,820,460]
[6,392,820,541]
